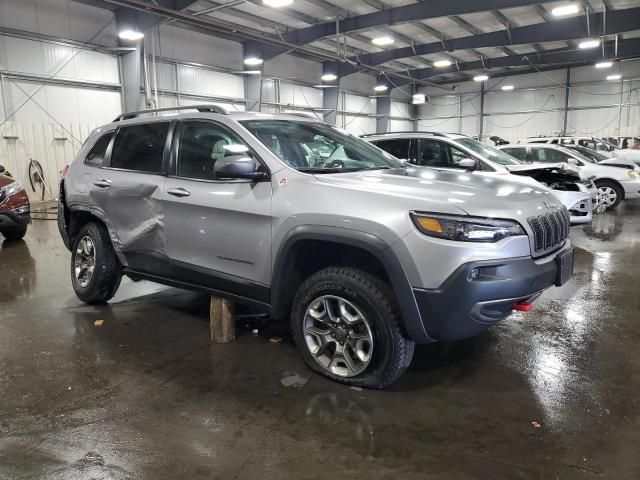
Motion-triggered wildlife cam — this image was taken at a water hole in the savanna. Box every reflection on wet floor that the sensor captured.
[1,203,640,479]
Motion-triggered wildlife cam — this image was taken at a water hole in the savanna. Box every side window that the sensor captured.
[550,139,559,144]
[85,132,113,167]
[502,147,528,162]
[175,121,253,180]
[533,148,570,163]
[447,144,470,168]
[417,139,448,167]
[374,139,410,160]
[110,123,170,173]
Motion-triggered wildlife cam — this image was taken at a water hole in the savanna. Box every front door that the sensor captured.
[161,120,272,295]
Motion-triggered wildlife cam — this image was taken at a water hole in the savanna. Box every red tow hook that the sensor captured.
[513,301,534,312]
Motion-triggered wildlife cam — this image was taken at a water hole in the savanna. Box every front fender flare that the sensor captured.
[271,225,433,343]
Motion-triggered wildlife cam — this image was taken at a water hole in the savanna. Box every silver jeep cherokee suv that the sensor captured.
[58,105,574,388]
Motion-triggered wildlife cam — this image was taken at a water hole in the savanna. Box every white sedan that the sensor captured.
[498,143,640,209]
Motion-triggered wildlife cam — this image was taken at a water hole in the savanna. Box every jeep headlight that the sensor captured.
[0,181,24,198]
[411,212,525,242]
[628,170,640,180]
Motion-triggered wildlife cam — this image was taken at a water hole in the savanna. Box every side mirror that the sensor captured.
[458,158,477,170]
[567,157,579,165]
[214,155,268,180]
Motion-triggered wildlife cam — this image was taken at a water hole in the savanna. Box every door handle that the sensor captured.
[93,179,112,188]
[167,187,191,198]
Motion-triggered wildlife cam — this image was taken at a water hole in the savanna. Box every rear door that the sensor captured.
[160,119,272,291]
[89,121,172,272]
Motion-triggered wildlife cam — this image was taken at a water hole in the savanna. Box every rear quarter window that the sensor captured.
[85,132,114,167]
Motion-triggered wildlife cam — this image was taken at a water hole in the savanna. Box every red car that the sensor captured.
[0,171,30,240]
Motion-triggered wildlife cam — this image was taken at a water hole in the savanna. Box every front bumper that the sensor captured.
[0,209,31,232]
[621,179,640,199]
[411,241,573,342]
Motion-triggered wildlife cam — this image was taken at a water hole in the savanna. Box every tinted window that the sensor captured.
[176,121,253,180]
[110,123,170,172]
[532,147,571,163]
[374,139,410,160]
[501,147,528,162]
[85,132,113,167]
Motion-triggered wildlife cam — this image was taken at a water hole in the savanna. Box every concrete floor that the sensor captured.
[1,204,640,480]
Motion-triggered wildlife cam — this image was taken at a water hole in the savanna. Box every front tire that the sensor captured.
[291,267,415,389]
[2,227,27,240]
[71,222,122,304]
[595,180,624,210]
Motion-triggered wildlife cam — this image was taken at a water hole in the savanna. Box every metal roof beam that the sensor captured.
[398,37,640,86]
[280,0,556,46]
[331,6,640,76]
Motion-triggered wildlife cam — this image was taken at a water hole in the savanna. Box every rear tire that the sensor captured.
[595,180,624,210]
[71,221,122,304]
[291,267,414,389]
[2,227,27,240]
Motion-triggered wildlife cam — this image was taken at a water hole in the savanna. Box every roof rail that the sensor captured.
[113,104,228,122]
[361,131,446,138]
[281,111,320,120]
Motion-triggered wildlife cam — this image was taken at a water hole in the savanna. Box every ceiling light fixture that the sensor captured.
[579,39,600,49]
[372,36,394,46]
[433,59,452,68]
[607,74,622,81]
[473,74,489,82]
[595,61,613,69]
[244,57,264,66]
[321,73,338,82]
[118,30,144,41]
[551,4,579,17]
[263,0,293,7]
[501,85,514,91]
[374,85,388,92]
[412,94,426,104]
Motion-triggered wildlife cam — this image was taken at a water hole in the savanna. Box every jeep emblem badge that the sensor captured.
[543,201,557,209]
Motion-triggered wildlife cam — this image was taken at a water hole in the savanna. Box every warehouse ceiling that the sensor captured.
[77,0,640,88]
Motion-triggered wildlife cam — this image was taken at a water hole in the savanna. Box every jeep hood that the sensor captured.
[314,167,560,219]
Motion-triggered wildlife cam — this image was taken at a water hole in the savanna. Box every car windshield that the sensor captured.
[240,120,404,173]
[564,145,606,162]
[455,137,521,165]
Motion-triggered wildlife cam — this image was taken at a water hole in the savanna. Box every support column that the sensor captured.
[121,47,142,112]
[244,73,262,112]
[478,83,485,141]
[322,85,339,125]
[243,44,264,112]
[376,95,390,133]
[562,68,571,136]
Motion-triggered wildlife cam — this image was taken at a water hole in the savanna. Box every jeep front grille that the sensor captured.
[528,208,570,254]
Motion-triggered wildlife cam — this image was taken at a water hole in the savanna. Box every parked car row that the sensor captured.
[363,132,604,223]
[57,106,577,388]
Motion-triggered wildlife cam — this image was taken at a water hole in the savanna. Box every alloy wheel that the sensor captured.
[303,295,374,377]
[74,235,96,288]
[598,186,617,207]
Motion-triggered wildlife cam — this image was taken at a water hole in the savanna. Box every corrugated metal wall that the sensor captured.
[417,60,640,143]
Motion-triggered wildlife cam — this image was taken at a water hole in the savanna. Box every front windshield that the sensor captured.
[565,145,605,162]
[455,137,521,165]
[240,120,404,173]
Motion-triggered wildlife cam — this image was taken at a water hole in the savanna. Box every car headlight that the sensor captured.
[628,170,640,180]
[411,212,525,243]
[0,181,24,198]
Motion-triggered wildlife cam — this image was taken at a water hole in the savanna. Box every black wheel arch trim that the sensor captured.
[271,225,433,343]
